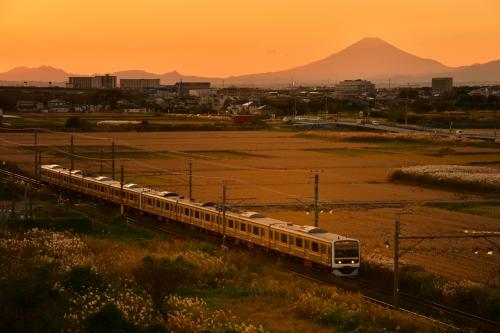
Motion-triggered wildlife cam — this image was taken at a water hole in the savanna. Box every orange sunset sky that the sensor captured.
[1,0,499,77]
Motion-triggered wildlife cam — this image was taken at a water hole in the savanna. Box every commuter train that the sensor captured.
[41,164,360,276]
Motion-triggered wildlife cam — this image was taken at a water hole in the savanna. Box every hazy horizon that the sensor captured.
[1,0,500,77]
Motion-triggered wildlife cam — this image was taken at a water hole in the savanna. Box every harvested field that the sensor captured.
[259,206,500,285]
[1,130,499,284]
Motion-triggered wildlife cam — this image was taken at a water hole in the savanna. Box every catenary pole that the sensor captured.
[112,141,116,180]
[393,214,400,309]
[120,165,124,215]
[314,173,319,227]
[70,135,74,170]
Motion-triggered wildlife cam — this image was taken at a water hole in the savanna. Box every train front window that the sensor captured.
[334,241,359,258]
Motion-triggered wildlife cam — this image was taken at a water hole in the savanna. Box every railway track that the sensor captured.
[125,213,500,333]
[0,168,42,186]
[283,264,500,333]
[2,170,499,332]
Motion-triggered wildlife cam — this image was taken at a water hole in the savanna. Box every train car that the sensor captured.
[40,164,360,276]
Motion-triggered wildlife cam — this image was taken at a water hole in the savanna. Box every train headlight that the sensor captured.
[337,261,341,264]
[351,260,355,264]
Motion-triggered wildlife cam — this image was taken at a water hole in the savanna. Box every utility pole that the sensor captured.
[325,95,328,115]
[404,86,408,126]
[494,100,497,138]
[100,148,104,174]
[393,214,401,309]
[38,151,42,178]
[293,96,297,118]
[23,182,28,220]
[314,173,319,227]
[10,175,15,220]
[34,129,38,179]
[188,159,192,200]
[28,183,32,220]
[222,183,226,245]
[111,141,116,180]
[120,165,124,215]
[70,135,74,170]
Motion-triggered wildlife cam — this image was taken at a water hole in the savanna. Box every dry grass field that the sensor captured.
[1,130,499,285]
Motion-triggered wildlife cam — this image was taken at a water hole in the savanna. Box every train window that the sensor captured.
[217,217,222,225]
[274,231,279,240]
[157,201,160,208]
[205,214,210,222]
[270,231,273,240]
[280,234,288,243]
[296,238,303,248]
[261,229,265,237]
[321,244,326,254]
[252,226,259,235]
[184,208,190,216]
[228,219,233,228]
[240,223,246,232]
[311,242,319,252]
[101,187,105,192]
[195,211,200,219]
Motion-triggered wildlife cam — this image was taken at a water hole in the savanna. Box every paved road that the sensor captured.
[292,118,498,141]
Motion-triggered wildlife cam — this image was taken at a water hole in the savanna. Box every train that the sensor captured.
[41,164,360,276]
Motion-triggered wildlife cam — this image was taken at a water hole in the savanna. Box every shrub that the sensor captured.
[133,256,198,305]
[62,265,104,295]
[164,295,263,333]
[0,264,66,333]
[84,303,136,333]
[15,216,92,233]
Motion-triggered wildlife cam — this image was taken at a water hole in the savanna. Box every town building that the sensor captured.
[67,74,116,89]
[335,80,375,98]
[120,79,160,89]
[16,101,44,112]
[92,74,117,89]
[68,77,92,89]
[432,77,453,93]
[47,99,70,112]
[175,82,211,96]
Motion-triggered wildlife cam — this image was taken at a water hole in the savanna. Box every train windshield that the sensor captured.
[334,241,359,258]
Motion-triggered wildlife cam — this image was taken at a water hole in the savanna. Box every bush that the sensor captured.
[84,303,136,333]
[133,256,198,305]
[14,216,92,233]
[0,264,66,333]
[62,266,104,295]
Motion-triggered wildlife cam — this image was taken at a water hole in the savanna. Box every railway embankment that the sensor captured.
[0,193,470,333]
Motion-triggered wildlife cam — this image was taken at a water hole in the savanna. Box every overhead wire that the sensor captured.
[0,128,315,203]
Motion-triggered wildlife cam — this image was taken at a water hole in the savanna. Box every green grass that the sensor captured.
[426,202,500,220]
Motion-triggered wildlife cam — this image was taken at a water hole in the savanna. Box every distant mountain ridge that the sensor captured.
[1,38,499,86]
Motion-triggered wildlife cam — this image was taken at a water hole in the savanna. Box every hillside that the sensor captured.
[1,38,499,85]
